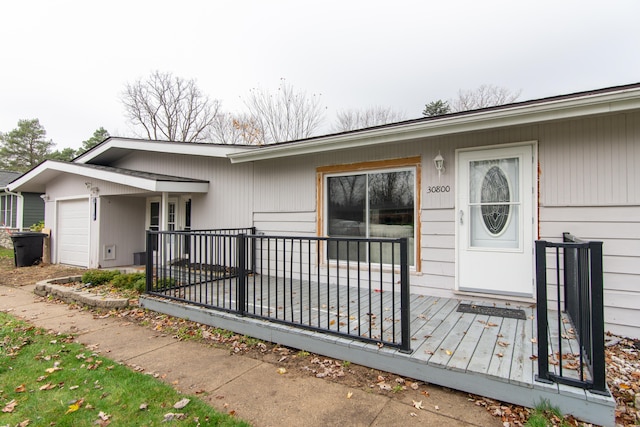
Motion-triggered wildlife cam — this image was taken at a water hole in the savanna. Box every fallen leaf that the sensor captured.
[497,341,510,347]
[276,367,287,374]
[139,403,148,411]
[410,412,417,417]
[17,420,30,427]
[421,390,430,397]
[173,398,190,409]
[329,319,336,326]
[412,400,424,410]
[346,391,353,399]
[496,353,503,358]
[39,383,55,391]
[15,384,26,393]
[434,405,440,410]
[65,398,84,414]
[162,413,186,422]
[2,399,17,413]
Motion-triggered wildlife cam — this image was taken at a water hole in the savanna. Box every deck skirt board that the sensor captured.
[140,281,616,427]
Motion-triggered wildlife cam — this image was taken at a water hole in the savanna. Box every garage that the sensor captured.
[56,198,89,267]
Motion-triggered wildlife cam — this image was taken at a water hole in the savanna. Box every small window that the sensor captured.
[325,168,415,266]
[0,194,18,228]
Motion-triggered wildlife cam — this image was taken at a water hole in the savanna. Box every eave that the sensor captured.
[228,84,640,163]
[7,161,209,194]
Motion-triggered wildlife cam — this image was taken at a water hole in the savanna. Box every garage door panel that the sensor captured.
[57,199,89,267]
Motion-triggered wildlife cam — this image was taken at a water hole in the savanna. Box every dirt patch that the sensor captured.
[0,257,85,287]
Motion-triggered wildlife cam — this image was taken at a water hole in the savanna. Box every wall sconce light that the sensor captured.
[40,194,50,201]
[433,151,445,180]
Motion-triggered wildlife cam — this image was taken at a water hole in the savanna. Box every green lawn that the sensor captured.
[0,247,13,259]
[0,312,250,427]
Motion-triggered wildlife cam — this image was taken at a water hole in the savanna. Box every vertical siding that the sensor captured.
[539,112,640,206]
[98,196,146,268]
[114,152,254,229]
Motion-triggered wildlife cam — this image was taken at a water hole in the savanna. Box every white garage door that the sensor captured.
[57,199,89,267]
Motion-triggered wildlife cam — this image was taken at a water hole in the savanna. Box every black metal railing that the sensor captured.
[145,227,255,311]
[146,230,411,352]
[534,233,608,395]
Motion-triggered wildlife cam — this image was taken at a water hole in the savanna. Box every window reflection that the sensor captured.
[327,170,415,265]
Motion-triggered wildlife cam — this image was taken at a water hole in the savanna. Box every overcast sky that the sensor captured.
[1,0,639,150]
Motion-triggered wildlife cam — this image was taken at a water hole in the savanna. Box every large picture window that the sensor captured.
[325,168,415,266]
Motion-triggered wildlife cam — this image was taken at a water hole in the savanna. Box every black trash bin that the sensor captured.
[11,232,47,267]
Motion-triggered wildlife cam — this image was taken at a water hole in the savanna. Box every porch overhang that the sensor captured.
[7,161,209,194]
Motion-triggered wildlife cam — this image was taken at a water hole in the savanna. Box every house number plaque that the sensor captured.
[426,185,450,194]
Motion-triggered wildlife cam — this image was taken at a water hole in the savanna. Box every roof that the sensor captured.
[0,170,21,189]
[7,161,209,194]
[75,137,257,165]
[228,82,640,163]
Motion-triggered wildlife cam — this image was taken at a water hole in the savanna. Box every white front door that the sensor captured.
[456,144,535,297]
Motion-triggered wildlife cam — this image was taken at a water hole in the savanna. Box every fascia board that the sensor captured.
[228,88,640,163]
[76,138,254,164]
[8,162,208,193]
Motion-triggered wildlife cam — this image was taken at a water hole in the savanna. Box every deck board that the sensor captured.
[142,278,616,427]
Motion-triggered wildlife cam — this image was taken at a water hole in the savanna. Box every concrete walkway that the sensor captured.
[0,283,500,427]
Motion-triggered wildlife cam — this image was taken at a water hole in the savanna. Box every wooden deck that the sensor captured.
[140,282,615,426]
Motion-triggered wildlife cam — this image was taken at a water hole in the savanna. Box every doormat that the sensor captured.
[457,303,526,320]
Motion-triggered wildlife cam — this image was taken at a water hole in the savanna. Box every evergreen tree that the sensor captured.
[78,127,109,154]
[0,119,54,172]
[422,100,451,117]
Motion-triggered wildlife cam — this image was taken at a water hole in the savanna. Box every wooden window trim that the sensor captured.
[316,156,422,272]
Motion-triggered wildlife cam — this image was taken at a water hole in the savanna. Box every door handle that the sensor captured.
[459,210,464,225]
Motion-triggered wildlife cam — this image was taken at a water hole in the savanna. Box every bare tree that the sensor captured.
[121,71,221,142]
[450,84,521,112]
[243,79,325,144]
[211,112,264,145]
[332,106,407,132]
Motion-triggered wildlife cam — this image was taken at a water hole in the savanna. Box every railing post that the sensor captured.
[589,241,608,395]
[399,237,411,353]
[145,231,153,293]
[535,240,552,383]
[237,233,246,316]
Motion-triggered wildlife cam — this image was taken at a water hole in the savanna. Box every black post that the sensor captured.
[399,238,412,353]
[145,231,153,293]
[237,233,246,316]
[535,240,552,383]
[589,241,609,395]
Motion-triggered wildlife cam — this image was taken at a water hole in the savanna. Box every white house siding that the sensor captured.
[98,196,146,268]
[113,152,253,229]
[536,112,640,338]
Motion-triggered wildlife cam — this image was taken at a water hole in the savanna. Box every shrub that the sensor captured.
[29,221,45,232]
[111,272,146,293]
[81,269,121,285]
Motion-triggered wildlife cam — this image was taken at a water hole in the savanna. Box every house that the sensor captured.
[8,83,640,340]
[0,170,45,248]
